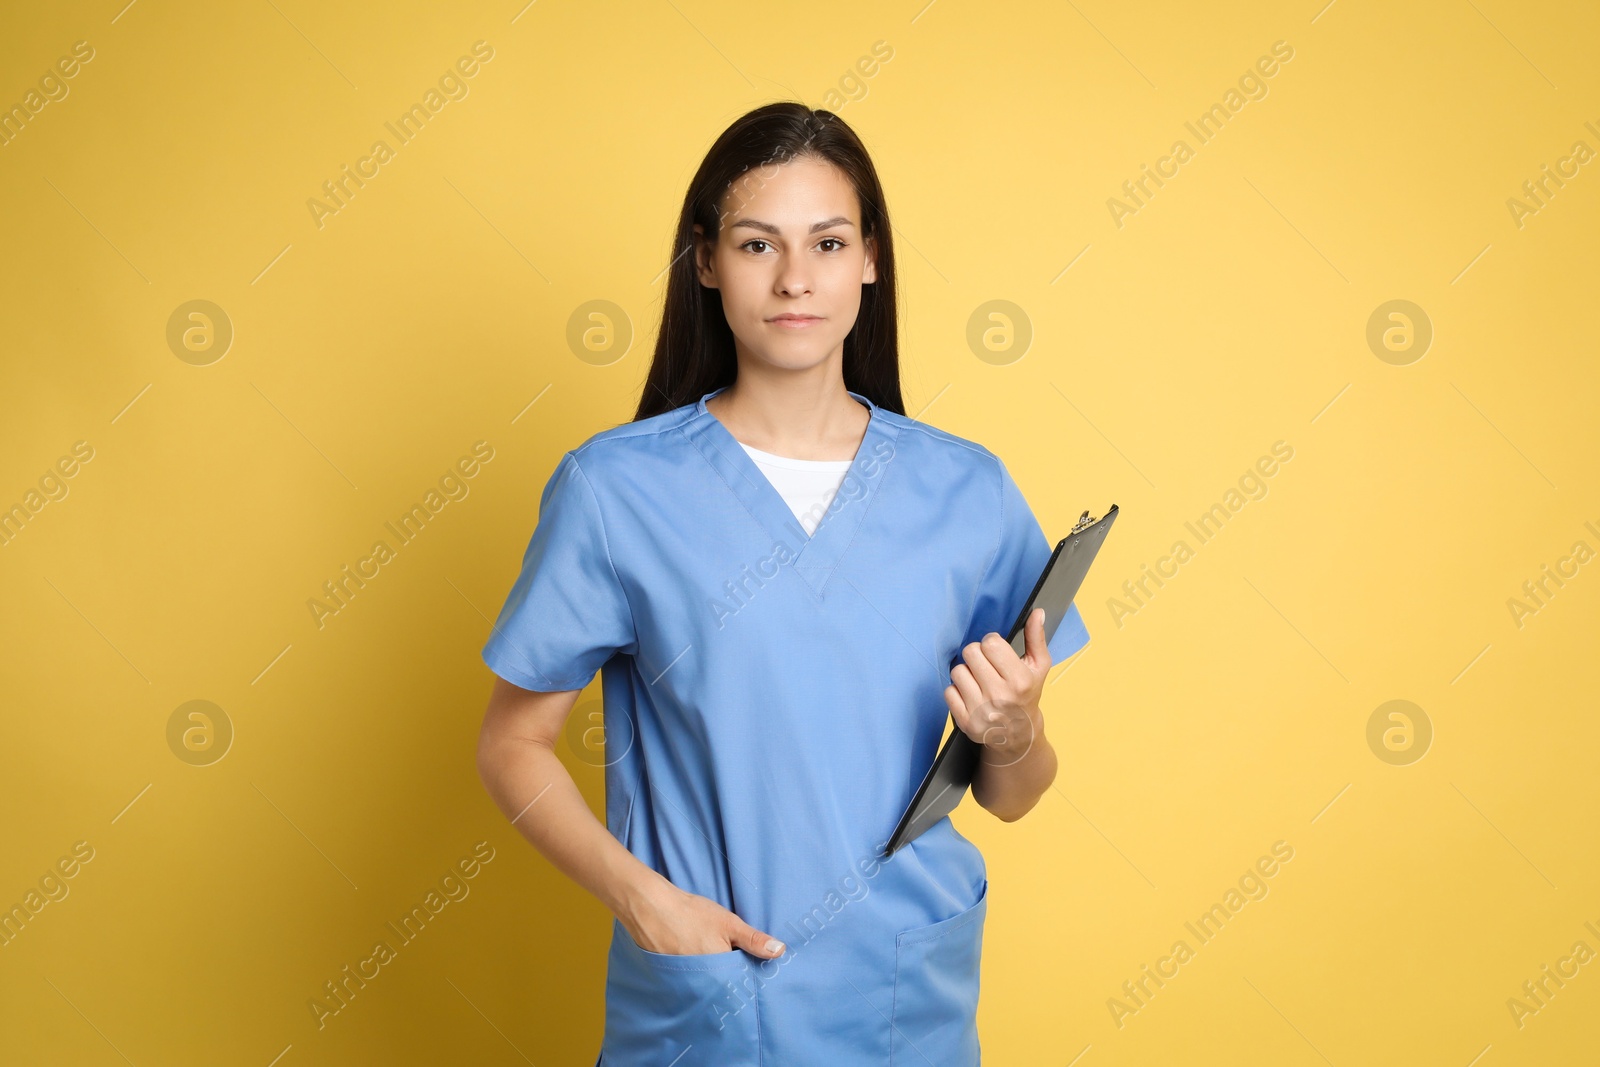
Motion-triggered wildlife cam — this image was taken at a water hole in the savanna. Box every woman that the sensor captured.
[476,102,1090,1065]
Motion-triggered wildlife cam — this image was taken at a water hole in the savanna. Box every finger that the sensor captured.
[978,630,1035,694]
[1022,607,1052,673]
[949,661,983,714]
[949,667,990,743]
[961,637,1005,692]
[944,684,971,736]
[733,920,785,958]
[981,621,1030,691]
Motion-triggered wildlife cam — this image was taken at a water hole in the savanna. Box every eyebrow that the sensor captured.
[729,216,856,235]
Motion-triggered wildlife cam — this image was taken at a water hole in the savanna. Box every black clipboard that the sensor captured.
[883,505,1119,856]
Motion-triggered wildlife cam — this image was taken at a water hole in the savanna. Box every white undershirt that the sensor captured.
[739,442,853,537]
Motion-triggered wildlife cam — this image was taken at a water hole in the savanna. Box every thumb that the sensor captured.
[1024,606,1050,668]
[732,919,786,959]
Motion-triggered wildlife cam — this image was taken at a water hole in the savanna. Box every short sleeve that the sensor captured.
[481,451,637,692]
[962,457,1091,664]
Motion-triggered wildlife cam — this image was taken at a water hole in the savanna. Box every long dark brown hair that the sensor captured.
[632,102,904,420]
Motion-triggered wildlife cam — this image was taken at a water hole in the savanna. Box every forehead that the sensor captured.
[718,156,859,227]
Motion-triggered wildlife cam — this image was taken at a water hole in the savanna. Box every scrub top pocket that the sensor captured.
[602,919,762,1065]
[891,879,988,1067]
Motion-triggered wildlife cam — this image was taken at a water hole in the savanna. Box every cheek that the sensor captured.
[715,256,763,305]
[711,261,772,340]
[721,273,767,325]
[826,262,867,314]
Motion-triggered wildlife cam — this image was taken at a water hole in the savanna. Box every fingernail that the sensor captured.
[765,939,784,954]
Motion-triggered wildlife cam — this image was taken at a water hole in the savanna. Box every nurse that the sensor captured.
[476,102,1090,1066]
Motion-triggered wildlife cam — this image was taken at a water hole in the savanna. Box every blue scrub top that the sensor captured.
[483,385,1090,1065]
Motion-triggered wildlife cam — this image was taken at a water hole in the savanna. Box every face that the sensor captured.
[693,156,877,374]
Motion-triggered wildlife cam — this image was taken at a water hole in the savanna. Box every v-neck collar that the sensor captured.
[681,384,897,597]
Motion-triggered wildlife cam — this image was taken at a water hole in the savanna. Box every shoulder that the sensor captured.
[560,401,697,476]
[873,409,1006,488]
[539,401,704,513]
[573,401,693,453]
[875,409,993,459]
[877,412,1040,553]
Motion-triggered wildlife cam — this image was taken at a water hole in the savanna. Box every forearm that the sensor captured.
[970,708,1057,822]
[476,736,668,923]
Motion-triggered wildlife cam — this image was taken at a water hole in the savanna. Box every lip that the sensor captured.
[768,315,824,328]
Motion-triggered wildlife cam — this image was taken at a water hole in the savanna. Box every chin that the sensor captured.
[742,347,838,374]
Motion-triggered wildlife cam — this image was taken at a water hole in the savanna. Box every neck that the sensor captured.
[707,358,868,461]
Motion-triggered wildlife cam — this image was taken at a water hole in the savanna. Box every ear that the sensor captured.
[691,223,719,289]
[861,233,877,285]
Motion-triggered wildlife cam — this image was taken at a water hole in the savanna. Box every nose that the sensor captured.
[774,251,813,298]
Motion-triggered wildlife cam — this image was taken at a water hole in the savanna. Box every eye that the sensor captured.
[818,237,847,252]
[740,239,773,254]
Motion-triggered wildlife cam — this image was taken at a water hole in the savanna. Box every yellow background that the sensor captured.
[2,0,1597,1063]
